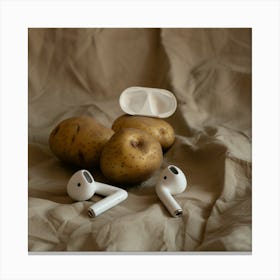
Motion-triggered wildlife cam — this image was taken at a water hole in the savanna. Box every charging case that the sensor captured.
[119,87,177,118]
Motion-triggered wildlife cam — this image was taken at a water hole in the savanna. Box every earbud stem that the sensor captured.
[156,186,183,217]
[88,182,128,217]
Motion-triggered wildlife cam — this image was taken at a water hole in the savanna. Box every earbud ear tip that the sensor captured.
[66,170,96,201]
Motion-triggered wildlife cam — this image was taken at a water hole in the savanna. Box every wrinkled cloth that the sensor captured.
[28,28,251,252]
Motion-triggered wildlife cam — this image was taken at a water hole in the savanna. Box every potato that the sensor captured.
[112,114,175,150]
[49,116,114,168]
[100,128,163,185]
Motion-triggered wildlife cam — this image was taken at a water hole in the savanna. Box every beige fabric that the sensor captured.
[28,28,251,252]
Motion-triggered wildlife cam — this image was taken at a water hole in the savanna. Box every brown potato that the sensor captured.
[112,114,175,150]
[49,116,114,168]
[100,128,163,186]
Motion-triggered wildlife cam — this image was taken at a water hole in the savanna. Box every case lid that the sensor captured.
[119,87,177,118]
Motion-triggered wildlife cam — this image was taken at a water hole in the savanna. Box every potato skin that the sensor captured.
[49,116,114,168]
[112,115,175,150]
[100,128,163,186]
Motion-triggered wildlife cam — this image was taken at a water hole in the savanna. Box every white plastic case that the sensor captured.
[119,87,177,118]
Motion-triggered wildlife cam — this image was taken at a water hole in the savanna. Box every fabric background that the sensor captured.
[28,28,252,252]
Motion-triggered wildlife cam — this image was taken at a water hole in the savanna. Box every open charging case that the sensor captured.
[119,87,177,118]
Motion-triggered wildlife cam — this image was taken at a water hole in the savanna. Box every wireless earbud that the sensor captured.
[155,165,187,217]
[67,170,128,218]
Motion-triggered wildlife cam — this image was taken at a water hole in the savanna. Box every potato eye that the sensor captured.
[77,183,81,187]
[164,176,167,180]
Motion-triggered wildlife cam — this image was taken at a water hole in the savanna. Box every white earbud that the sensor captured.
[155,165,187,217]
[67,170,128,218]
